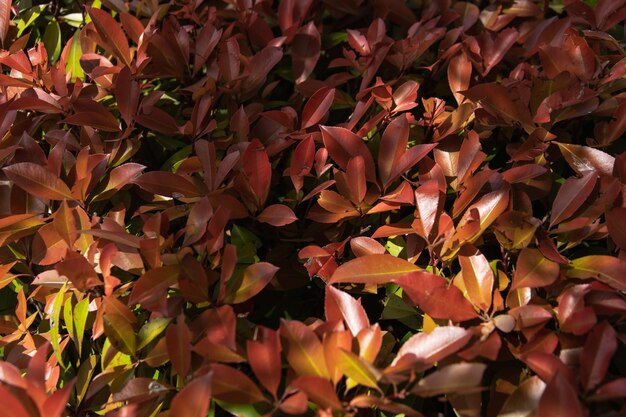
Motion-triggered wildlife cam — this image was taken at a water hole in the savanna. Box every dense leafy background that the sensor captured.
[0,0,624,416]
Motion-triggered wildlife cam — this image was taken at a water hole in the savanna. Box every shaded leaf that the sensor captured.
[257,204,297,227]
[412,363,487,397]
[4,162,72,200]
[222,262,279,304]
[211,364,266,404]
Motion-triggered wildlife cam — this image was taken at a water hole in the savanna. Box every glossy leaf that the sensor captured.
[325,285,369,336]
[389,326,472,372]
[512,249,559,289]
[329,254,420,285]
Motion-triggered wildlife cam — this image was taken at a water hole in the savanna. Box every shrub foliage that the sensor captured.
[0,0,625,416]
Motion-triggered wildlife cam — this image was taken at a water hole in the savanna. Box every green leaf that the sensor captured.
[66,30,84,81]
[74,298,90,357]
[75,356,97,404]
[50,282,67,368]
[103,314,137,356]
[63,295,74,347]
[230,225,261,264]
[58,13,85,28]
[137,317,172,350]
[16,5,47,37]
[42,18,61,62]
[337,348,380,389]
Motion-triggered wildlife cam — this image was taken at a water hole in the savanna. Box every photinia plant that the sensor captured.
[0,0,624,416]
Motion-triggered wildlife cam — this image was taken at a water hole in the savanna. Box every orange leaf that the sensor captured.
[169,372,212,417]
[329,254,420,285]
[257,204,297,227]
[280,319,329,378]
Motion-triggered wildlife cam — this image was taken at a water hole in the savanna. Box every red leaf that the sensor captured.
[394,272,478,322]
[378,115,409,189]
[325,285,369,336]
[290,136,315,193]
[86,7,132,66]
[523,352,576,386]
[512,248,560,289]
[247,327,282,398]
[448,51,471,105]
[301,87,335,129]
[555,142,614,177]
[539,29,595,81]
[218,37,240,83]
[329,254,420,285]
[0,0,11,47]
[550,171,597,227]
[388,326,472,372]
[95,163,145,201]
[169,372,212,417]
[166,320,192,377]
[56,251,102,291]
[43,378,76,417]
[115,67,140,125]
[320,125,376,182]
[4,162,72,200]
[132,171,200,198]
[243,139,271,209]
[412,362,487,397]
[498,376,546,417]
[606,207,626,250]
[63,111,120,132]
[590,378,626,401]
[413,180,439,240]
[211,364,266,404]
[291,376,342,411]
[350,237,385,257]
[537,371,585,417]
[580,321,618,391]
[292,22,321,84]
[462,83,534,130]
[346,156,367,203]
[222,262,279,304]
[129,265,180,308]
[257,204,297,227]
[0,384,32,417]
